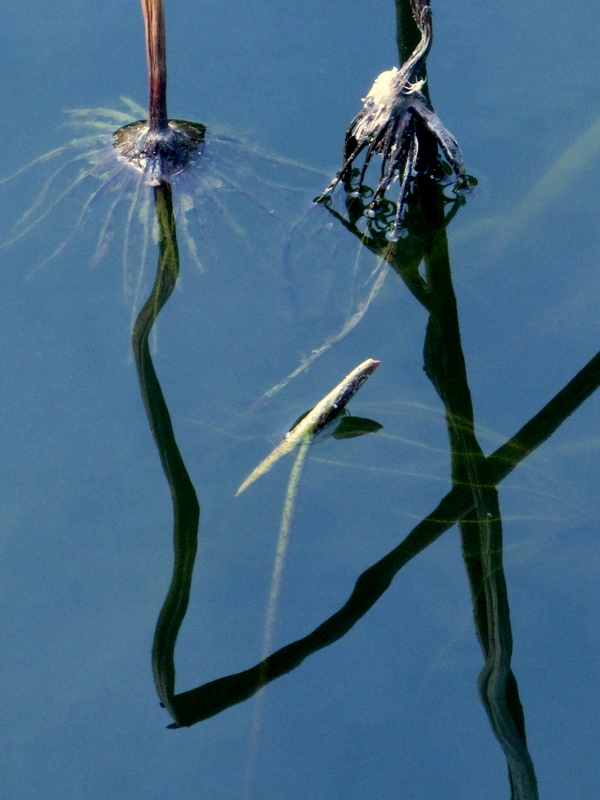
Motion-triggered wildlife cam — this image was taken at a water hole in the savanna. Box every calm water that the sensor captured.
[0,1,598,798]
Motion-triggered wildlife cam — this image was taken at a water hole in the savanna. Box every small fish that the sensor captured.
[236,358,380,495]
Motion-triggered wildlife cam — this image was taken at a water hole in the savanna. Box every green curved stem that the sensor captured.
[168,350,600,727]
[131,181,200,721]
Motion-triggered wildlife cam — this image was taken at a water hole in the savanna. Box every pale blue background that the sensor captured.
[0,1,598,798]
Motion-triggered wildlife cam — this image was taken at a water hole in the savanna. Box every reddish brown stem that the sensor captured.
[142,0,168,131]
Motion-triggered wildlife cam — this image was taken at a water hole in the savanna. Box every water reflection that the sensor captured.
[2,0,599,798]
[326,143,541,793]
[316,0,473,241]
[138,16,600,800]
[130,180,199,722]
[161,347,600,729]
[0,99,320,311]
[131,193,384,725]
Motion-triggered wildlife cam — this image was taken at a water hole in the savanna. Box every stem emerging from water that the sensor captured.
[113,1,205,185]
[142,0,168,130]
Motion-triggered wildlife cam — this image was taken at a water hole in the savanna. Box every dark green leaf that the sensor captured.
[332,416,383,439]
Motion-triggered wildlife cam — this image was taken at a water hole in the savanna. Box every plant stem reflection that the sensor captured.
[130,181,199,721]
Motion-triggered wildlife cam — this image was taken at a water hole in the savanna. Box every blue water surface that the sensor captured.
[0,1,598,798]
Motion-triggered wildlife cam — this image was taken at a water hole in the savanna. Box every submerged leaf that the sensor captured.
[332,416,383,439]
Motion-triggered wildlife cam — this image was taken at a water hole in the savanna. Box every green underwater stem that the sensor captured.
[131,181,199,721]
[167,347,600,727]
[261,439,311,659]
[389,3,537,795]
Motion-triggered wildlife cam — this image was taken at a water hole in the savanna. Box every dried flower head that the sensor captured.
[317,0,472,240]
